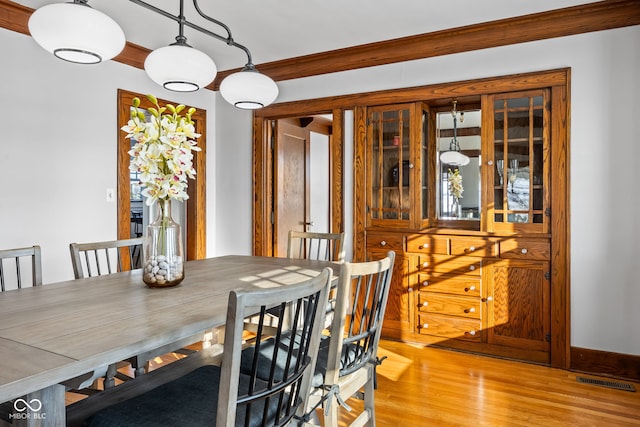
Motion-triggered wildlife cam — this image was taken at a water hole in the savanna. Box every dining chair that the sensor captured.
[0,246,42,420]
[0,245,42,291]
[245,231,345,338]
[69,237,201,389]
[289,231,346,329]
[304,250,396,427]
[69,238,149,389]
[69,237,143,279]
[84,267,333,427]
[287,231,346,262]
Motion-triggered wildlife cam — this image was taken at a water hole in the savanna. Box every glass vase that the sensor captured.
[142,199,184,288]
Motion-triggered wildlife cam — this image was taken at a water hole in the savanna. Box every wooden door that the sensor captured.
[274,119,310,257]
[485,258,551,360]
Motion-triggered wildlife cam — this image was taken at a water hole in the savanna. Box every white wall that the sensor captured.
[214,26,640,356]
[1,24,638,357]
[0,28,216,283]
[309,131,330,233]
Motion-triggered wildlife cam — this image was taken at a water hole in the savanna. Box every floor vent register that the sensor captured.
[576,376,636,392]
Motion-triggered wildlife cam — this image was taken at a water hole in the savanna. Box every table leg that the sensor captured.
[11,384,65,427]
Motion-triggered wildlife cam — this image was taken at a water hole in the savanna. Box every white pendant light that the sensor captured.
[440,150,470,166]
[220,65,279,109]
[144,38,217,92]
[28,0,125,64]
[440,100,470,166]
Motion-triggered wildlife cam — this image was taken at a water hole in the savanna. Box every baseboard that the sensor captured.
[571,346,640,383]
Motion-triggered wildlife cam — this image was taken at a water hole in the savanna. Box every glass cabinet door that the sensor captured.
[487,90,550,233]
[367,104,412,227]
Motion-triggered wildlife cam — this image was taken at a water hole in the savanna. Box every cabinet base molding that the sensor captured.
[571,347,640,383]
[386,335,551,365]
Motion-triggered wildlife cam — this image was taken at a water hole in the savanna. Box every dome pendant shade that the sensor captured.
[220,68,279,109]
[440,150,470,166]
[28,2,125,64]
[144,44,217,92]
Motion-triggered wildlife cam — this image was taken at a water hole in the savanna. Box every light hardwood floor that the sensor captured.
[66,340,640,426]
[338,339,640,427]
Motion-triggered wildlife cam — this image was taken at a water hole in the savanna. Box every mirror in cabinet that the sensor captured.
[436,104,481,223]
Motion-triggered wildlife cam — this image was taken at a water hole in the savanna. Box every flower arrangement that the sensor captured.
[448,168,464,200]
[122,94,201,206]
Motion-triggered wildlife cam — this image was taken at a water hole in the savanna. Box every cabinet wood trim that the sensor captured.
[353,106,368,262]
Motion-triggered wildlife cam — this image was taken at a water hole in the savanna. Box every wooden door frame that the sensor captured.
[253,111,344,257]
[116,89,207,260]
[252,69,570,369]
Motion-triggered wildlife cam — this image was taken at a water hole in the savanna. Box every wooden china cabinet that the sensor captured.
[361,79,563,365]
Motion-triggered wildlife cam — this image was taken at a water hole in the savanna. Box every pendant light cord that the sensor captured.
[129,0,254,66]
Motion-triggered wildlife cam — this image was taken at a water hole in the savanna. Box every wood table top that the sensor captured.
[0,255,339,403]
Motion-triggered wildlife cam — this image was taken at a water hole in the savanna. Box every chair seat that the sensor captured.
[241,334,360,388]
[85,365,281,427]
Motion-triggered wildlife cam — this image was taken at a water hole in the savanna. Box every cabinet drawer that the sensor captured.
[417,293,481,319]
[366,233,404,252]
[500,238,550,260]
[416,254,481,276]
[450,237,496,257]
[418,314,482,342]
[406,235,449,254]
[417,273,481,297]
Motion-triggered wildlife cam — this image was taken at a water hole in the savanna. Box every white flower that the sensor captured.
[448,168,464,200]
[123,95,201,206]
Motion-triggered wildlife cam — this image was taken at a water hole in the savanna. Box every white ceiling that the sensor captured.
[16,0,599,71]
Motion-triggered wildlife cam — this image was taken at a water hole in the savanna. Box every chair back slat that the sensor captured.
[287,231,346,262]
[70,238,142,279]
[0,246,42,291]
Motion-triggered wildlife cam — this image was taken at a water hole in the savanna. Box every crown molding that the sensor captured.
[2,0,638,91]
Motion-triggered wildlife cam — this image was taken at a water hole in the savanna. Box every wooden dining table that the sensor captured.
[0,255,339,426]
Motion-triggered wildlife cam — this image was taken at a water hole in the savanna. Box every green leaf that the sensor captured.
[166,104,176,114]
[148,107,159,117]
[132,97,141,108]
[175,104,186,114]
[146,94,158,105]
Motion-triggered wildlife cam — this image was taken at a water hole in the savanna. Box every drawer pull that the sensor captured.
[418,244,429,250]
[468,245,476,252]
[464,285,476,292]
[408,287,413,292]
[422,302,428,307]
[464,307,476,313]
[380,240,387,246]
[469,265,476,271]
[521,248,528,254]
[482,296,494,303]
[423,323,429,329]
[466,330,477,336]
[422,281,429,287]
[422,262,429,268]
